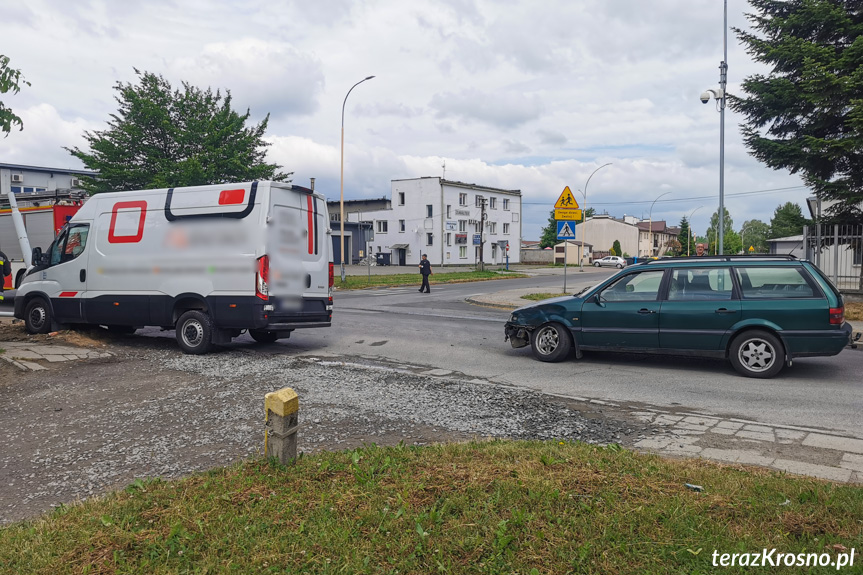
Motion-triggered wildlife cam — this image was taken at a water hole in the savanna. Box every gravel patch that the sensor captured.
[1,341,658,525]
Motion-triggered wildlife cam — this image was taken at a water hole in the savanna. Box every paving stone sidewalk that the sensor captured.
[0,341,113,371]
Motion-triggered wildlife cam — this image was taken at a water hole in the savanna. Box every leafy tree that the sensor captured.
[539,207,594,248]
[769,202,809,239]
[67,70,289,193]
[612,239,622,257]
[732,0,863,221]
[0,55,30,136]
[676,216,695,256]
[739,219,770,253]
[705,207,736,255]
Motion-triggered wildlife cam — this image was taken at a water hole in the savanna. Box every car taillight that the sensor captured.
[829,307,844,325]
[328,262,334,288]
[256,255,269,300]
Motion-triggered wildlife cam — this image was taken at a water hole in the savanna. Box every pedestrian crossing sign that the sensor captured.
[556,220,576,240]
[554,186,580,209]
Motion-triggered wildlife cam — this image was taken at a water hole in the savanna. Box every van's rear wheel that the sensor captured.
[249,329,279,344]
[176,310,213,354]
[24,298,52,334]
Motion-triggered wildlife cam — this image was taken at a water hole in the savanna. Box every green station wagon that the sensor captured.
[504,256,852,378]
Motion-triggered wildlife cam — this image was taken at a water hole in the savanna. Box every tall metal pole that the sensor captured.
[579,162,612,271]
[340,75,375,282]
[687,205,703,256]
[718,0,727,255]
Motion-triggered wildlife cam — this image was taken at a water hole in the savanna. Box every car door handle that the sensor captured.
[715,308,736,314]
[80,269,86,282]
[637,308,656,314]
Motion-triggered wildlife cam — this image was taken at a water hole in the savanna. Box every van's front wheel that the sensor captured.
[176,310,213,354]
[24,298,52,334]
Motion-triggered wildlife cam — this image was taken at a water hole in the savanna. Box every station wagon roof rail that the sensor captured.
[635,254,799,265]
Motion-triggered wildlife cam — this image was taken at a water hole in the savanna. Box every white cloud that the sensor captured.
[0,0,815,241]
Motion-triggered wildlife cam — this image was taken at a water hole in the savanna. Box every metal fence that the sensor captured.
[803,224,863,291]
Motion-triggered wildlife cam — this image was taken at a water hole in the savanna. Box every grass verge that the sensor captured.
[845,301,862,321]
[520,292,569,301]
[2,440,861,574]
[336,270,527,290]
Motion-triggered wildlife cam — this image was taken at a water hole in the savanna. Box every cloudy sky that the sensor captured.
[1,0,810,241]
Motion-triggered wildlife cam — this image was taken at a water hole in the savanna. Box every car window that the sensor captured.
[599,270,665,302]
[668,268,733,301]
[735,266,816,299]
[49,224,90,266]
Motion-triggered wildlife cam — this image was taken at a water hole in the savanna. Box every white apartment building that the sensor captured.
[351,177,522,266]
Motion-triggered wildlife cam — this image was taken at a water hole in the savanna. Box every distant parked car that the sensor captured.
[504,255,852,378]
[594,256,626,269]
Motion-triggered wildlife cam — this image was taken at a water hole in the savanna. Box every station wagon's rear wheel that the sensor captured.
[176,310,213,355]
[729,330,784,379]
[530,322,572,362]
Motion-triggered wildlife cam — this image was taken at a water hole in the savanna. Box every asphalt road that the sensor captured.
[274,268,863,439]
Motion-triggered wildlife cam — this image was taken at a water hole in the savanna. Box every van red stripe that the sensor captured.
[307,195,314,255]
[59,291,78,297]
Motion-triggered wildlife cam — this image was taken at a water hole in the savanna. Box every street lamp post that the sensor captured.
[579,162,612,272]
[700,0,728,256]
[648,192,671,257]
[340,75,375,282]
[687,205,703,256]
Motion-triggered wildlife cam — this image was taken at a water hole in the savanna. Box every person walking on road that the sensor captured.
[418,254,432,293]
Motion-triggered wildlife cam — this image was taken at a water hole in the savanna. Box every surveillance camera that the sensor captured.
[700,90,713,104]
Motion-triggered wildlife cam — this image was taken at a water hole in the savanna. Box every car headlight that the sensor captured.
[510,314,517,323]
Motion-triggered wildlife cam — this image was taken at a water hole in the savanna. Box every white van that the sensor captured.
[14,181,333,353]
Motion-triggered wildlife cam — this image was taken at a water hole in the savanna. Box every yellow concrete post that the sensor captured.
[264,388,299,464]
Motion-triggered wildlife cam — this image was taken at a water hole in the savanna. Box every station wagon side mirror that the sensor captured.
[593,293,605,307]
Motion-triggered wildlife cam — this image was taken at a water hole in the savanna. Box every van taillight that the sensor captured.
[256,255,269,300]
[328,262,334,288]
[829,307,844,325]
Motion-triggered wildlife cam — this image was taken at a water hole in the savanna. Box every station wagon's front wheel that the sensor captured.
[730,330,784,379]
[530,322,572,362]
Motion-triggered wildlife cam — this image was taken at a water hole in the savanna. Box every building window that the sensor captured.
[330,212,340,222]
[446,204,451,218]
[475,222,482,233]
[489,197,497,209]
[377,221,388,233]
[489,222,497,234]
[399,219,405,232]
[503,223,510,235]
[458,220,466,232]
[398,192,405,205]
[426,204,433,218]
[459,193,467,206]
[475,195,484,207]
[492,243,498,258]
[446,233,452,246]
[426,233,434,246]
[503,198,510,210]
[459,246,467,259]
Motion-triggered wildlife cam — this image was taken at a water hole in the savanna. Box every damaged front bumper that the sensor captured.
[504,322,531,348]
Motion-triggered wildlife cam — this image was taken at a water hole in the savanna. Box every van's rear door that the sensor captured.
[266,184,330,324]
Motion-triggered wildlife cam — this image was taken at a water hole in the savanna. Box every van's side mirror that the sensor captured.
[31,247,43,266]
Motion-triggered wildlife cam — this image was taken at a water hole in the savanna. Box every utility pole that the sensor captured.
[479,197,487,272]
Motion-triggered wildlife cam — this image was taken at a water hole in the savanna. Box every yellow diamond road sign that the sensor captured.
[555,208,582,220]
[554,186,580,209]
